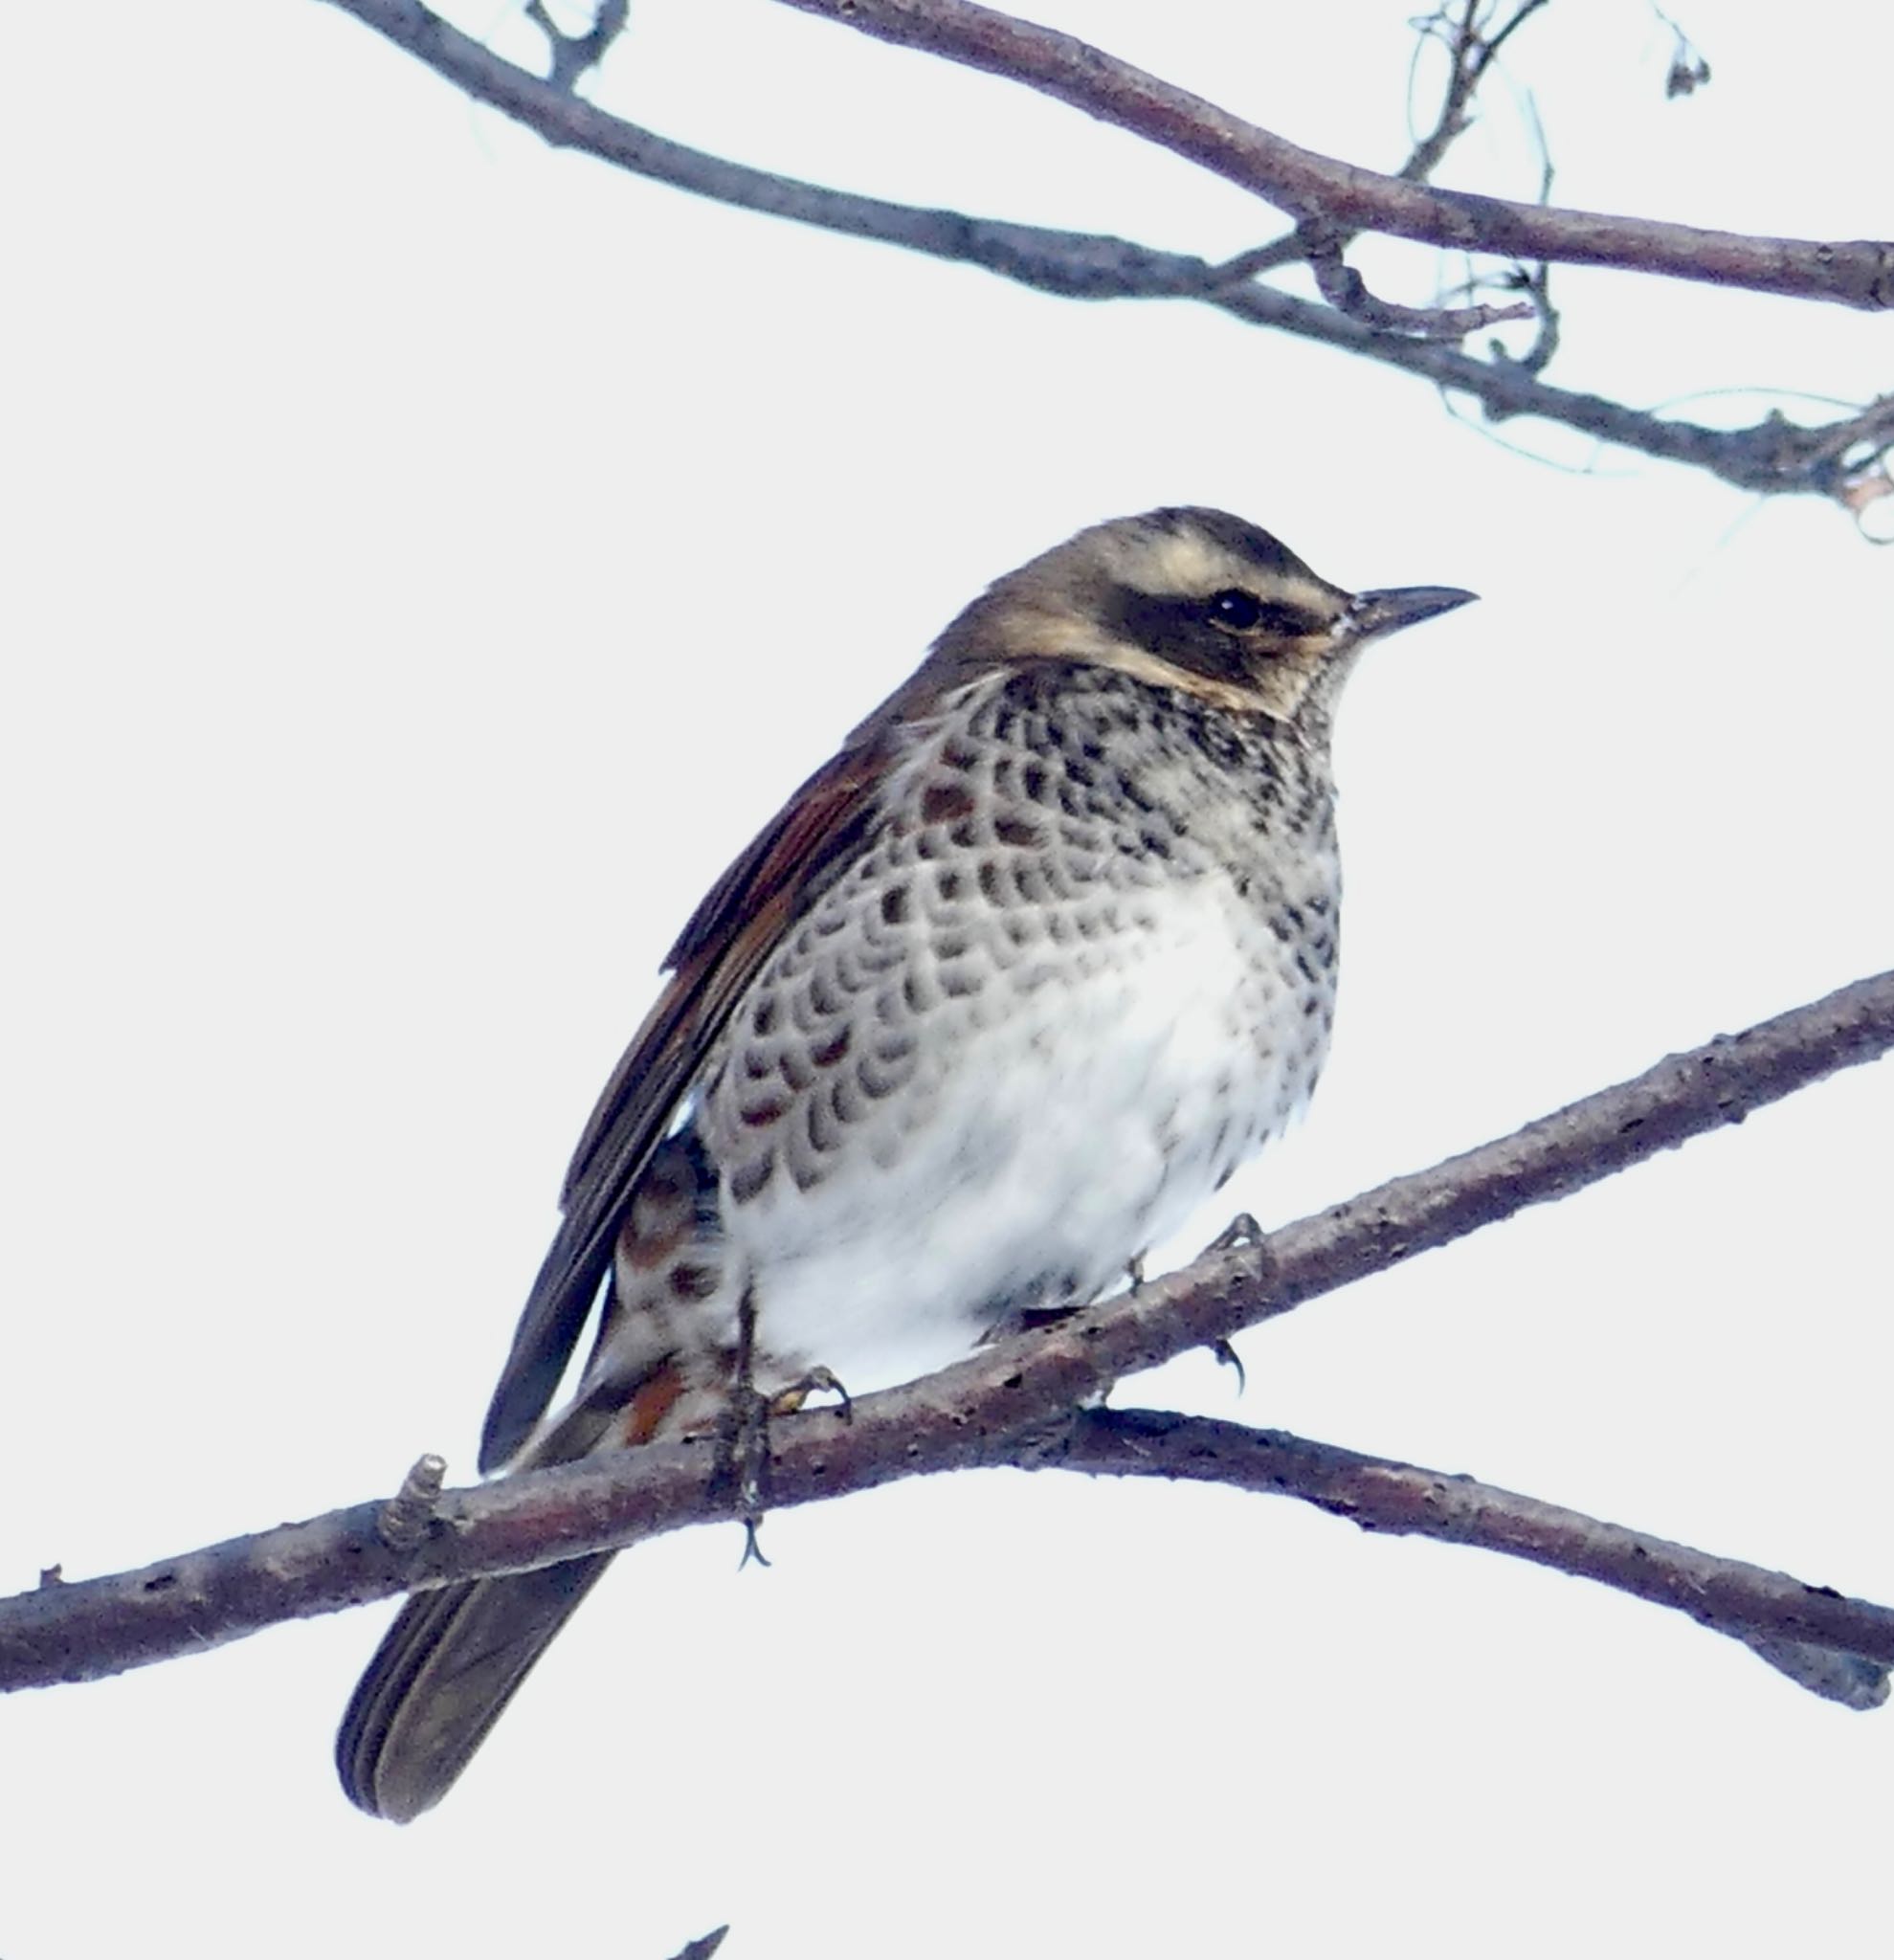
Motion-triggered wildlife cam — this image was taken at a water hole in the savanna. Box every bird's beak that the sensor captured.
[1345,585,1479,642]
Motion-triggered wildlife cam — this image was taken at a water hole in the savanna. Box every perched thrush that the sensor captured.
[337,506,1473,1819]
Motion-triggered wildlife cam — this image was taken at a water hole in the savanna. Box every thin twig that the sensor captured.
[523,0,629,91]
[1300,224,1534,337]
[1195,0,1555,287]
[1,969,1888,1690]
[1401,0,1551,186]
[374,1453,447,1551]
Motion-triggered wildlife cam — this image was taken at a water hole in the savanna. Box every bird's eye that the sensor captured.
[1207,591,1323,637]
[1209,589,1263,629]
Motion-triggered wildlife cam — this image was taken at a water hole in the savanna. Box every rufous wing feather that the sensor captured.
[477,728,894,1472]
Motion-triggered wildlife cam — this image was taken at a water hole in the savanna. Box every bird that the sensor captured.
[336,505,1474,1821]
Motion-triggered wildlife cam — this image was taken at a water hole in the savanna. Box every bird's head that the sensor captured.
[933,505,1475,730]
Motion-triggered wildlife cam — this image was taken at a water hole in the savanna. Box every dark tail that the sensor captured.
[335,1552,613,1822]
[339,1319,680,1821]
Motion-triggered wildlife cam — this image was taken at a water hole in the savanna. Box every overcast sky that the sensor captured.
[4,4,1892,1956]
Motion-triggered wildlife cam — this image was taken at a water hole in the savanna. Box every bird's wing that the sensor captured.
[477,727,895,1471]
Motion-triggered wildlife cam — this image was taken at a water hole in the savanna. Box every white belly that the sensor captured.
[726,876,1326,1393]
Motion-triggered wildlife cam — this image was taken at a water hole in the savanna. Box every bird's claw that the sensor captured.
[1204,1211,1264,1255]
[768,1364,853,1422]
[738,1514,772,1571]
[1207,1337,1247,1395]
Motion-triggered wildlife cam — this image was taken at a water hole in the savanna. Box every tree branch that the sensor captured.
[1208,282,1894,501]
[1058,1410,1891,1710]
[4,970,1888,1692]
[778,0,1894,309]
[665,1931,729,1960]
[312,0,1894,509]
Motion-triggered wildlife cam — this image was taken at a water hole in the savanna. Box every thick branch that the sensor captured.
[1028,0,1553,298]
[781,0,1894,309]
[3,970,1888,1691]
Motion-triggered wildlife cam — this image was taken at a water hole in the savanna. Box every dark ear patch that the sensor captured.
[1103,583,1254,682]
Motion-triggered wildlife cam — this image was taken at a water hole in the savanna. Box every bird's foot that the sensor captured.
[1199,1214,1272,1393]
[724,1383,774,1570]
[727,1365,853,1570]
